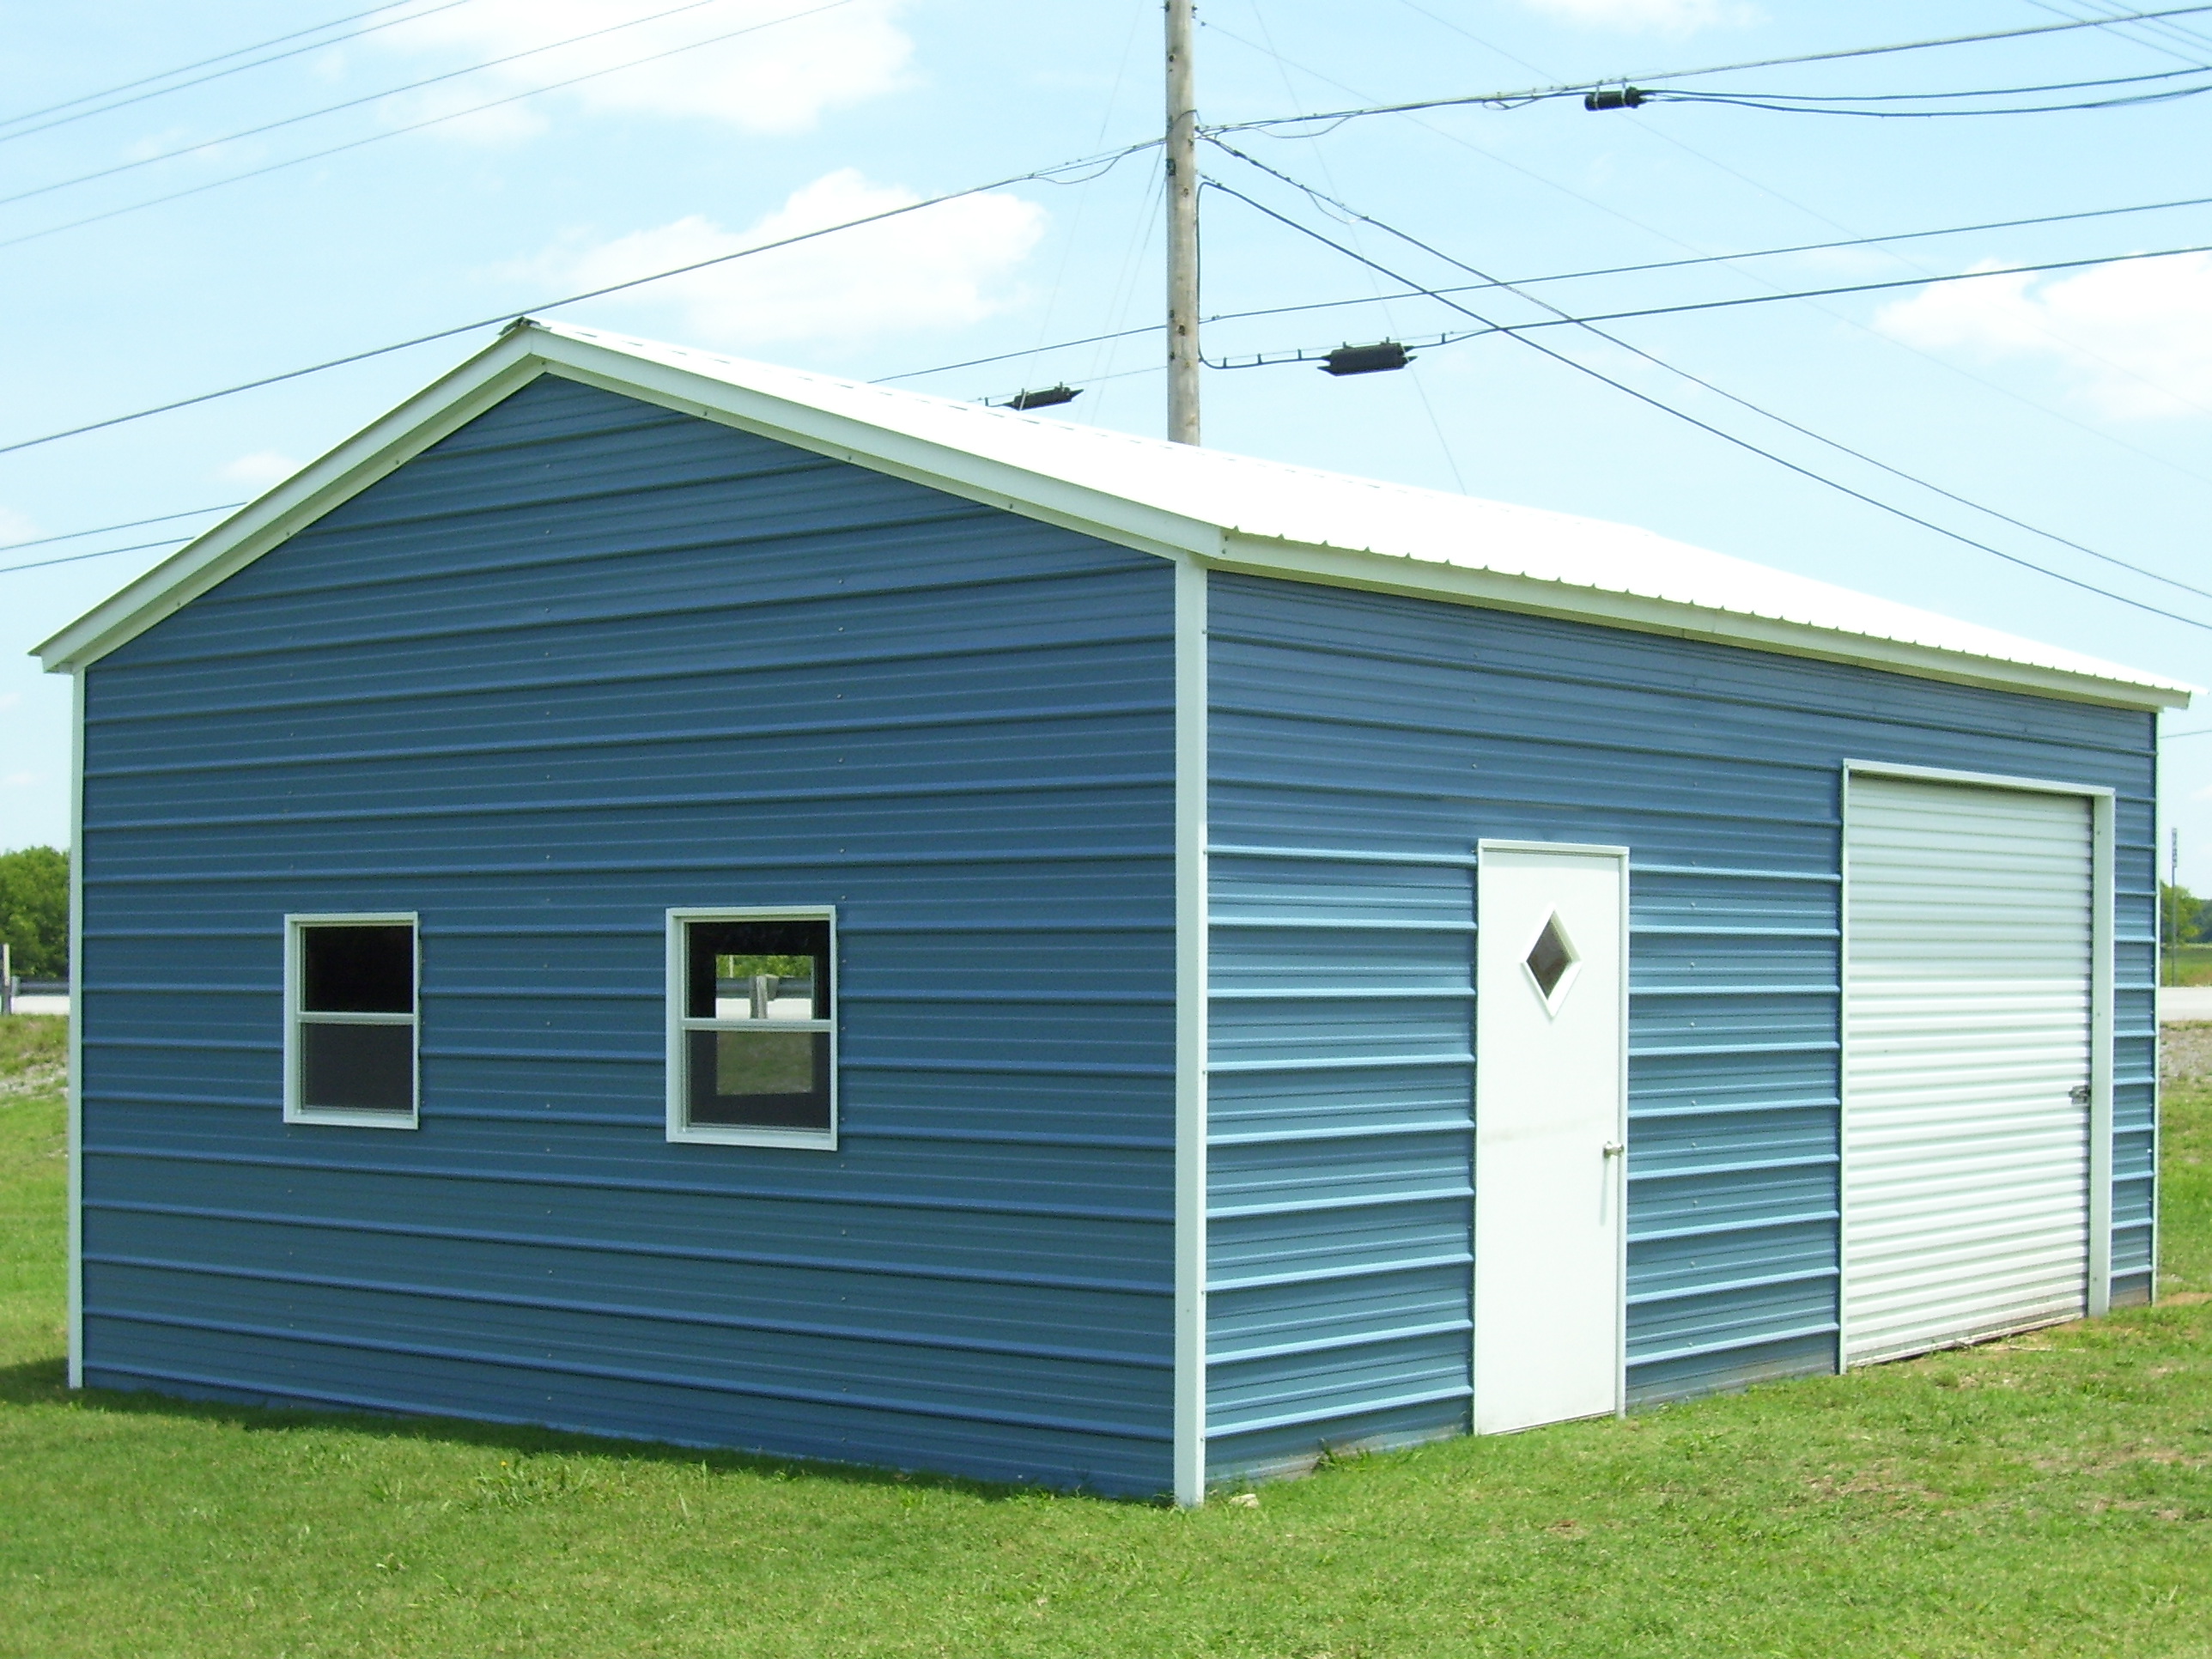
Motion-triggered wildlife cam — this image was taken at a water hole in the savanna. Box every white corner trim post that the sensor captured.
[66,667,85,1389]
[1173,554,1209,1506]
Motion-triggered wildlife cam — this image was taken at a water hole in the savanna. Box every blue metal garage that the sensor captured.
[36,319,2191,1503]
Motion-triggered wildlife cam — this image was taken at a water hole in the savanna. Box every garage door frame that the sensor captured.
[1838,759,2116,1367]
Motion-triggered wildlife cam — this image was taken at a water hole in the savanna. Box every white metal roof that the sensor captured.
[35,318,2196,711]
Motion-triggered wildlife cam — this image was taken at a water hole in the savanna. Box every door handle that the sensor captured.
[1602,1140,1626,1158]
[2069,1084,2092,1105]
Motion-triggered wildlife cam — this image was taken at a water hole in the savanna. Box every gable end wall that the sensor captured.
[74,376,1179,1495]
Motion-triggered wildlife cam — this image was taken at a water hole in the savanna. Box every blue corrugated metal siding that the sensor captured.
[1205,571,2156,1480]
[76,374,1178,1494]
[2113,896,2159,1305]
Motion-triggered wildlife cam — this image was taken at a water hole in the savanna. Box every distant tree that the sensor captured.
[0,846,68,979]
[2161,882,2209,947]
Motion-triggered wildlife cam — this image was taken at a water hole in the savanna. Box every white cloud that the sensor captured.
[3,773,38,789]
[219,451,302,489]
[533,168,1046,348]
[0,693,20,715]
[1516,0,1757,30]
[1875,252,2212,421]
[376,0,914,138]
[0,507,37,544]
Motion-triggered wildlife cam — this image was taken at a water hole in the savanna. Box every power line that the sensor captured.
[0,503,241,553]
[1205,4,2212,134]
[19,209,2192,467]
[28,183,2207,571]
[1655,82,2212,117]
[0,0,777,212]
[0,537,198,578]
[1667,66,2212,101]
[0,139,1158,460]
[0,0,445,130]
[1206,236,2212,369]
[1198,161,2212,634]
[1206,139,2212,609]
[1435,189,2212,289]
[0,0,481,148]
[2027,0,2212,63]
[0,0,863,256]
[879,231,2212,433]
[1214,17,2212,495]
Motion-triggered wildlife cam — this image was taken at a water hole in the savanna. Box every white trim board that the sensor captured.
[33,321,2193,714]
[1172,555,1209,1506]
[64,669,84,1389]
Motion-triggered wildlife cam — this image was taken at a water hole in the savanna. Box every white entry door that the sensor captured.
[1474,842,1628,1434]
[1844,772,2096,1365]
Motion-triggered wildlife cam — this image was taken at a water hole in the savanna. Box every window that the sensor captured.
[285,914,418,1127]
[1522,910,1581,1012]
[667,908,836,1147]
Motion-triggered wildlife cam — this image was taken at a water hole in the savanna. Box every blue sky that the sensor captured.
[3,0,2209,883]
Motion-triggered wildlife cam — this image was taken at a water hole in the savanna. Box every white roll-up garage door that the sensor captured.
[1843,773,2093,1366]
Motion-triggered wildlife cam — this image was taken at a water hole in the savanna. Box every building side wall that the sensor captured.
[1205,571,2155,1483]
[76,374,1179,1495]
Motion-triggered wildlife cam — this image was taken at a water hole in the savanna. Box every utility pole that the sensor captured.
[2171,827,2182,988]
[1165,0,1200,445]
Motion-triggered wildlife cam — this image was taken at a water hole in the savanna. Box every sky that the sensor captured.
[1,0,2209,887]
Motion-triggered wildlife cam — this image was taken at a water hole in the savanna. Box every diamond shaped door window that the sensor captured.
[1524,913,1578,1004]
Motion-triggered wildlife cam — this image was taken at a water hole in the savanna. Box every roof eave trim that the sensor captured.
[33,334,557,672]
[526,332,1224,565]
[1207,533,2196,712]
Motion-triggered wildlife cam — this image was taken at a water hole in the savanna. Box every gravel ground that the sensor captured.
[2162,1022,2212,1088]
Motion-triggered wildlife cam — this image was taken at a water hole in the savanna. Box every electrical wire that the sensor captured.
[0,0,446,130]
[0,138,1159,459]
[0,537,198,578]
[1404,189,2212,294]
[2027,0,2212,64]
[1204,3,2212,134]
[0,0,781,212]
[1204,237,2212,365]
[0,0,482,148]
[1198,162,2212,633]
[1668,66,2212,101]
[1204,10,2212,484]
[1205,141,2212,607]
[0,504,241,553]
[875,232,2212,422]
[0,0,863,256]
[1654,82,2212,117]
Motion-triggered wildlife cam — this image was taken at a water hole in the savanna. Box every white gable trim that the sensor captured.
[37,333,546,672]
[33,322,2193,713]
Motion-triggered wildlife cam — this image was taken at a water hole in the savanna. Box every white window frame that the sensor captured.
[665,906,838,1150]
[283,912,421,1130]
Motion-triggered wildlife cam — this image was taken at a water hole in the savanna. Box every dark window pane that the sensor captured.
[302,925,415,1013]
[687,1030,831,1133]
[1525,915,1577,999]
[687,919,830,1020]
[301,1021,414,1114]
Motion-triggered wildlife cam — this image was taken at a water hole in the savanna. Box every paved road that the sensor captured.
[2161,987,2212,1024]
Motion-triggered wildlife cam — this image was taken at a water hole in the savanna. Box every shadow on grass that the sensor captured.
[0,1350,1154,1505]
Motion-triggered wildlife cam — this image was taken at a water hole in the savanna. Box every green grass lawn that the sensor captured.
[2165,943,2212,988]
[3,1013,2209,1658]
